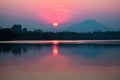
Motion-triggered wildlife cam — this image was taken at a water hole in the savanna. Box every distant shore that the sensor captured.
[0,25,120,41]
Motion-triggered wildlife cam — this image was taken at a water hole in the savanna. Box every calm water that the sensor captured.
[0,40,120,80]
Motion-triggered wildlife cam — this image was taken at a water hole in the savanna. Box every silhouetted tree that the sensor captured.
[33,29,42,33]
[0,28,15,40]
[11,24,22,33]
[23,28,28,32]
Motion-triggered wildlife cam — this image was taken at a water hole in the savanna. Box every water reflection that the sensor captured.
[0,43,120,57]
[53,40,59,56]
[53,45,58,56]
[0,41,120,80]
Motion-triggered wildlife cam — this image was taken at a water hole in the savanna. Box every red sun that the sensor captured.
[53,22,58,27]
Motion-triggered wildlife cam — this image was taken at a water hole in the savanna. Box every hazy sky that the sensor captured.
[0,0,120,31]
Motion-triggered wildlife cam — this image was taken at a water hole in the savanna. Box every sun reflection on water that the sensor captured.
[53,45,58,56]
[53,40,59,56]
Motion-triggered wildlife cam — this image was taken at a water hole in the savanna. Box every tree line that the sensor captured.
[0,24,120,41]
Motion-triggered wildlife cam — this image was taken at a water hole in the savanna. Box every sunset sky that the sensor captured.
[0,0,120,31]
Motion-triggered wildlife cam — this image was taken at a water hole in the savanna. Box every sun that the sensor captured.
[53,22,58,27]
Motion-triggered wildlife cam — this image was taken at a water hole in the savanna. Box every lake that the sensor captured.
[0,40,120,80]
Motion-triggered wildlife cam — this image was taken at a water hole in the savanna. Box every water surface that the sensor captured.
[0,40,120,80]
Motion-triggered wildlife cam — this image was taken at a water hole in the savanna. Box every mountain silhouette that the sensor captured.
[65,20,115,32]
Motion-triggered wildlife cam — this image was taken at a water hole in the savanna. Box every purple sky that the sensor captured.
[0,0,120,31]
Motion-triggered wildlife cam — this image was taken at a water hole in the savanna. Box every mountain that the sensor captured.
[64,20,115,32]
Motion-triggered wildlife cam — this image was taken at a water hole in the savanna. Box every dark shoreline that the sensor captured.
[1,26,120,41]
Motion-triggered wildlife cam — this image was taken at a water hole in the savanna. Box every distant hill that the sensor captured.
[64,20,116,32]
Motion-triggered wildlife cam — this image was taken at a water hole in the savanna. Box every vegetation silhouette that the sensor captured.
[0,24,120,41]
